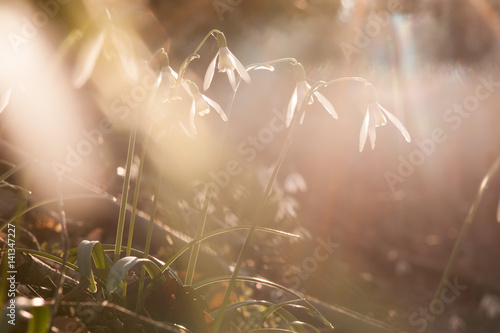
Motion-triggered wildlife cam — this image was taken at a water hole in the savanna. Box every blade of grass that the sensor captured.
[114,115,138,263]
[193,275,331,328]
[211,81,325,333]
[159,226,299,272]
[125,123,153,257]
[432,156,500,305]
[135,129,169,311]
[184,62,285,286]
[0,193,108,232]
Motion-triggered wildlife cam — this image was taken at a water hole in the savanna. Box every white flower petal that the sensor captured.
[296,82,307,124]
[72,30,106,88]
[368,105,377,149]
[203,52,218,91]
[110,29,138,81]
[148,71,162,105]
[181,81,191,95]
[227,69,237,91]
[359,109,370,152]
[227,48,251,83]
[284,172,307,193]
[217,47,234,71]
[195,94,210,116]
[314,91,338,119]
[202,95,228,122]
[373,104,387,127]
[248,64,274,72]
[189,100,197,135]
[297,81,308,107]
[380,104,411,142]
[300,110,306,124]
[286,86,298,128]
[0,88,12,114]
[497,198,500,223]
[168,66,178,81]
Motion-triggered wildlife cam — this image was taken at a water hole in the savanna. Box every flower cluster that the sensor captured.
[72,26,411,150]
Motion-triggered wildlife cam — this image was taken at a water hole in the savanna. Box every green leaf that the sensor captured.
[211,300,305,333]
[77,240,112,292]
[1,298,50,333]
[106,256,164,293]
[193,276,332,329]
[27,303,51,333]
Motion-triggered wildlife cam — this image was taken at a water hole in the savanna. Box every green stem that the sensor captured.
[135,135,168,312]
[184,80,239,286]
[159,226,298,273]
[211,80,325,333]
[175,29,221,89]
[114,114,138,263]
[184,60,295,286]
[125,124,153,257]
[431,156,500,305]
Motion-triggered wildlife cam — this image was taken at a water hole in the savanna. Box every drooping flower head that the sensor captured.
[148,48,179,104]
[203,32,251,91]
[286,63,337,127]
[72,25,138,89]
[186,81,227,135]
[359,83,411,152]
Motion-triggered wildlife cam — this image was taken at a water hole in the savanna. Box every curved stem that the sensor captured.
[431,156,500,310]
[184,76,241,286]
[125,123,153,257]
[135,140,167,311]
[175,29,221,89]
[184,61,292,285]
[211,80,323,333]
[245,58,298,69]
[159,226,298,273]
[114,113,139,263]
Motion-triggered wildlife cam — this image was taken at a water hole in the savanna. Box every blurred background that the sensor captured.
[1,0,500,332]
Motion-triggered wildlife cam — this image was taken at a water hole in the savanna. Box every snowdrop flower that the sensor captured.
[185,81,227,135]
[147,48,179,104]
[359,83,411,152]
[284,171,307,194]
[286,63,337,128]
[72,25,138,88]
[276,195,299,220]
[203,32,251,91]
[0,88,12,114]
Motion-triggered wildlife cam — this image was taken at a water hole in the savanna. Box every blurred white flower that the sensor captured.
[72,25,138,88]
[147,48,179,104]
[479,294,500,318]
[276,195,299,220]
[497,197,500,223]
[448,314,466,333]
[286,63,337,128]
[185,81,227,136]
[284,171,307,193]
[0,88,11,114]
[359,83,411,152]
[203,32,250,91]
